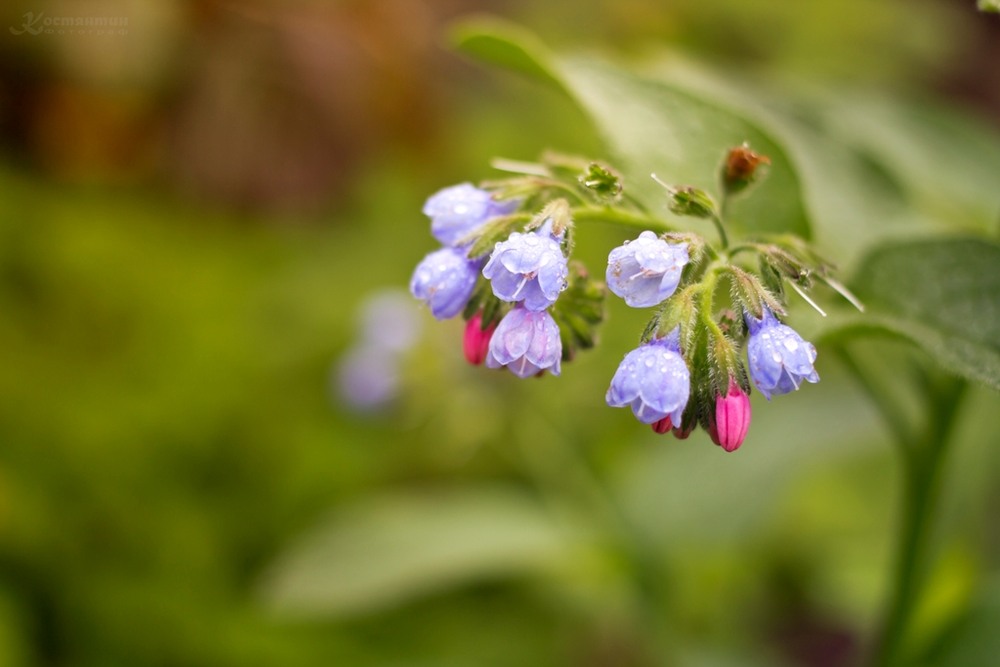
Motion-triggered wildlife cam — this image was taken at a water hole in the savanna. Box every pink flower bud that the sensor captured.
[463,312,497,366]
[710,381,751,452]
[651,416,673,434]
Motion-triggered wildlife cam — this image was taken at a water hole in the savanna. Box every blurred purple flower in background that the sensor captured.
[336,289,421,412]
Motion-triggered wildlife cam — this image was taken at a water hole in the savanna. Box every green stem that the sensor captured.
[510,412,664,660]
[571,206,674,234]
[696,268,725,339]
[865,371,967,667]
[709,213,729,249]
[716,191,732,249]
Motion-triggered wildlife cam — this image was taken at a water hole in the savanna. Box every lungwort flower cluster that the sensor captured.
[410,149,860,452]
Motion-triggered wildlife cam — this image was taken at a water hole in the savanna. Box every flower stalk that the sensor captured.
[411,145,835,449]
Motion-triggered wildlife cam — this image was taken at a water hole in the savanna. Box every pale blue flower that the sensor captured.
[336,344,399,412]
[486,306,562,378]
[745,308,819,399]
[606,330,690,425]
[409,247,479,320]
[606,231,689,308]
[423,183,518,247]
[482,230,568,311]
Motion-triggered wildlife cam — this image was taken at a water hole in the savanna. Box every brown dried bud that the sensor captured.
[723,144,771,194]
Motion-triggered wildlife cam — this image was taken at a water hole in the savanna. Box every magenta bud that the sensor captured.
[651,416,673,434]
[710,381,751,452]
[463,312,497,366]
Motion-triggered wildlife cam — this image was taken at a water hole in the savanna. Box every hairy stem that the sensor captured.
[571,206,674,234]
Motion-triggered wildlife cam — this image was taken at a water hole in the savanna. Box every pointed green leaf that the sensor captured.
[452,19,811,239]
[259,487,574,618]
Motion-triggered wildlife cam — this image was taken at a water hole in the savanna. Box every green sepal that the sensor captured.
[705,329,741,398]
[539,150,591,178]
[578,162,623,203]
[550,261,606,360]
[978,0,1000,13]
[682,323,715,432]
[758,254,787,305]
[527,198,573,237]
[640,283,700,350]
[461,278,507,327]
[725,265,785,320]
[666,186,718,219]
[463,212,533,259]
[479,176,554,203]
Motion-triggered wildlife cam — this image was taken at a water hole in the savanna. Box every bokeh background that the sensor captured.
[1,1,999,665]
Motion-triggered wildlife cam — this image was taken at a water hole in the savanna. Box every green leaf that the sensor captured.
[449,18,560,86]
[835,237,1000,390]
[636,56,939,265]
[258,487,574,618]
[452,18,811,239]
[813,92,1000,234]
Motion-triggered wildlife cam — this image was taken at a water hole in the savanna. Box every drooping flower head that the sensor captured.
[606,329,690,425]
[463,312,497,366]
[423,183,518,247]
[482,227,568,311]
[745,307,819,400]
[606,231,689,308]
[708,380,752,452]
[485,306,562,378]
[409,247,480,320]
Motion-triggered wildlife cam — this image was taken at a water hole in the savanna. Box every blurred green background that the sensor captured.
[1,1,999,666]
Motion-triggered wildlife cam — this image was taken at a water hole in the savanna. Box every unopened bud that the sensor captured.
[651,416,673,434]
[709,380,751,452]
[580,162,623,202]
[722,144,770,195]
[666,185,717,219]
[464,312,497,365]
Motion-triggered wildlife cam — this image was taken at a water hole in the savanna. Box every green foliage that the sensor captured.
[453,18,812,238]
[259,487,575,617]
[835,238,1000,391]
